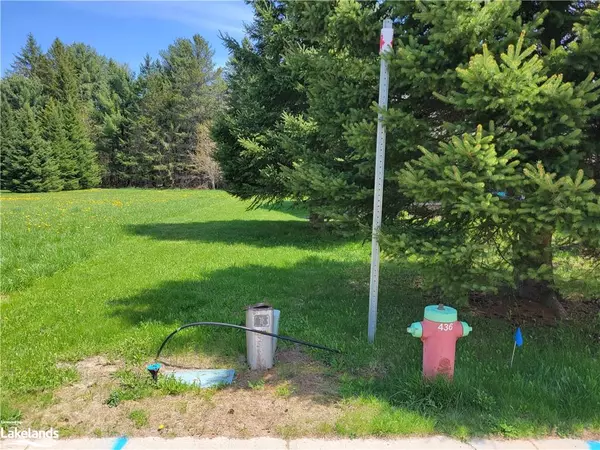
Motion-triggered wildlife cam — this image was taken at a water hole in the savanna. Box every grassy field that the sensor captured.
[1,189,599,439]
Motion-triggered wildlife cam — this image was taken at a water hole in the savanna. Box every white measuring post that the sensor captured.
[368,18,393,343]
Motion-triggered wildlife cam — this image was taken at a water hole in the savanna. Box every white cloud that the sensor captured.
[65,1,253,37]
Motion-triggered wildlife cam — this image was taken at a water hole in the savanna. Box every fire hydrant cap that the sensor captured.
[424,304,458,323]
[407,322,423,338]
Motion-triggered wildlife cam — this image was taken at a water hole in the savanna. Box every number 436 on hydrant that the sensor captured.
[407,304,472,380]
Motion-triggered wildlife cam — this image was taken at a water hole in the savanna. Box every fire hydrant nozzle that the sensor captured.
[407,322,423,338]
[460,321,472,337]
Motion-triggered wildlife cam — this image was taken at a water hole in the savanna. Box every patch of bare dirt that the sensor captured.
[24,349,342,438]
[562,298,600,321]
[468,291,600,326]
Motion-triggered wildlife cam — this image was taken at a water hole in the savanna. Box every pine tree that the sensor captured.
[11,33,44,79]
[0,96,21,190]
[127,58,169,187]
[277,0,386,226]
[63,101,100,189]
[212,0,307,204]
[155,34,223,186]
[216,0,599,311]
[41,98,79,189]
[547,6,600,188]
[6,31,223,190]
[43,38,101,189]
[279,0,539,227]
[4,104,62,192]
[46,39,80,104]
[0,74,44,111]
[123,35,223,188]
[95,60,136,186]
[389,25,600,313]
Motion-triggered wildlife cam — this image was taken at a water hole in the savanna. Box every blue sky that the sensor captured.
[1,1,254,75]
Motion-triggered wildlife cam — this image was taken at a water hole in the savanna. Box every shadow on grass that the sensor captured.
[126,220,348,249]
[108,256,600,437]
[107,257,404,352]
[257,200,308,220]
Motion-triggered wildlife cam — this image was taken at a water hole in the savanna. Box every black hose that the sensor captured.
[156,321,341,360]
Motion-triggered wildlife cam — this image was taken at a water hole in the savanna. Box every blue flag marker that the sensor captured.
[510,327,523,368]
[514,327,523,347]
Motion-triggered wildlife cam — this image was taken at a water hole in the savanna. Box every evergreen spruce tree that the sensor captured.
[391,31,600,312]
[153,34,224,186]
[10,33,44,79]
[212,0,307,205]
[46,39,80,104]
[277,0,387,226]
[41,98,79,189]
[45,38,101,189]
[63,101,100,189]
[547,6,600,187]
[0,96,21,190]
[95,60,136,186]
[5,31,222,190]
[124,36,223,188]
[127,57,169,186]
[0,74,44,111]
[216,0,599,311]
[5,104,62,192]
[278,0,541,227]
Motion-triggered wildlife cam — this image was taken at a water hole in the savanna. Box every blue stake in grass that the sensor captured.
[146,363,162,381]
[510,327,524,368]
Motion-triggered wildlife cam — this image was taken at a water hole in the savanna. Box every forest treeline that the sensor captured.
[1,33,224,192]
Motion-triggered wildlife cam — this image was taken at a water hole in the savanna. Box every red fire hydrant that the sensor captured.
[407,304,472,379]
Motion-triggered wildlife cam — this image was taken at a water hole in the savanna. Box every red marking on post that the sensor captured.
[379,34,385,52]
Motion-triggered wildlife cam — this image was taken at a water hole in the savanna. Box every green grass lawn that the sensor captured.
[1,189,599,438]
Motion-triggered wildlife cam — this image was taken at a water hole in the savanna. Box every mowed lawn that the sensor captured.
[1,189,599,438]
